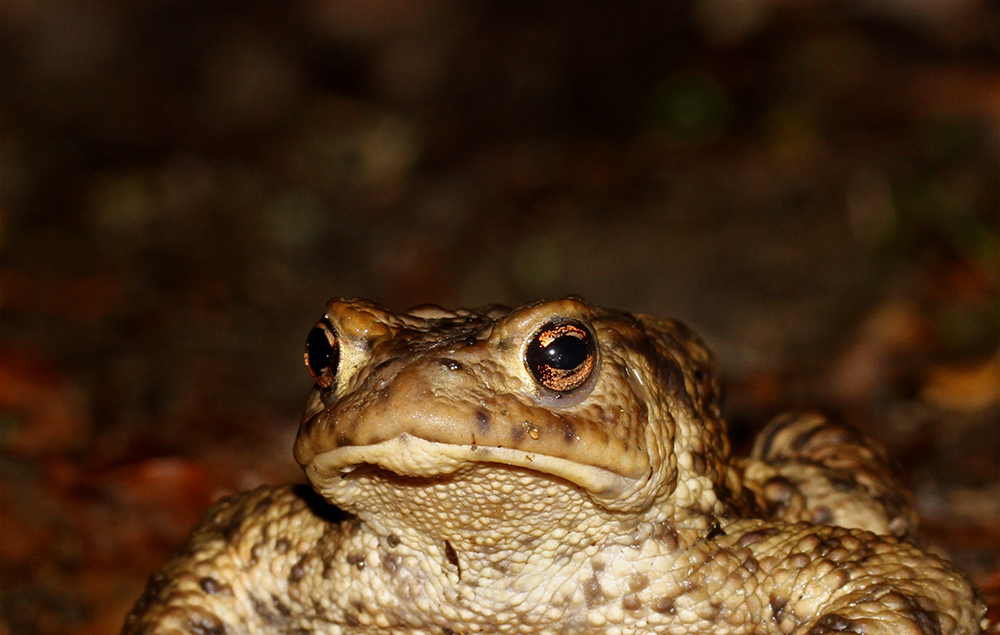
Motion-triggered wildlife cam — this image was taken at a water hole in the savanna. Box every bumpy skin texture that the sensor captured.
[122,298,987,635]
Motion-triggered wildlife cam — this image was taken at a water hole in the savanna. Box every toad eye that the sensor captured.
[305,318,339,389]
[525,320,596,392]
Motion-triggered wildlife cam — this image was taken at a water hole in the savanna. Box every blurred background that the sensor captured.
[0,1,998,633]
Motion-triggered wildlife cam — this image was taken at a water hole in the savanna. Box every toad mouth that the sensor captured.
[306,433,638,498]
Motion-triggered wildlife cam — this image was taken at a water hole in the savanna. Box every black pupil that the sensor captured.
[306,327,333,375]
[543,334,588,370]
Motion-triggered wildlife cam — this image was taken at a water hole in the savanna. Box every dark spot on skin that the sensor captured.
[622,593,642,611]
[770,595,787,623]
[465,334,477,346]
[737,527,779,547]
[440,358,462,371]
[705,518,725,541]
[346,518,363,535]
[809,614,859,634]
[511,424,525,444]
[692,366,718,407]
[344,612,360,627]
[475,408,491,433]
[382,553,400,574]
[690,450,707,475]
[490,559,510,575]
[627,573,649,592]
[336,431,353,447]
[289,557,307,585]
[692,368,706,391]
[319,386,337,406]
[275,538,291,553]
[560,419,576,442]
[272,596,291,617]
[251,595,278,625]
[387,534,400,547]
[762,476,800,517]
[653,522,680,550]
[311,599,329,620]
[742,556,759,574]
[185,613,229,635]
[819,472,858,492]
[763,476,797,501]
[584,578,606,607]
[198,578,222,595]
[829,475,856,491]
[444,540,461,579]
[346,553,366,570]
[811,506,834,525]
[652,597,676,614]
[444,629,455,635]
[351,599,364,613]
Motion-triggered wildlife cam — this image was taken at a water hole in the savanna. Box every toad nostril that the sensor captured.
[439,358,463,371]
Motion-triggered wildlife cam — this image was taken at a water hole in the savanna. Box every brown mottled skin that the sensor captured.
[122,298,987,635]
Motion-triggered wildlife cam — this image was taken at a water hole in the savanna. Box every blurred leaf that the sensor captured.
[645,72,732,144]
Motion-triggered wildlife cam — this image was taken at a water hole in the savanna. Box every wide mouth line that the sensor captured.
[308,433,638,498]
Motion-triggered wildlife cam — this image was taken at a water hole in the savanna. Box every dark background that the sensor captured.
[1,1,998,633]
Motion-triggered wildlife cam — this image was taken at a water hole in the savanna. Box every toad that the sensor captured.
[122,297,986,634]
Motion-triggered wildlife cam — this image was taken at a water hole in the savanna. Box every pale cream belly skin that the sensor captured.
[122,298,987,635]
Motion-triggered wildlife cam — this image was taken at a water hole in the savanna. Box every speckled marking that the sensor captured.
[705,517,726,541]
[185,612,228,635]
[444,540,461,579]
[288,556,307,585]
[346,552,364,566]
[652,596,676,615]
[584,576,606,608]
[474,408,491,433]
[197,577,229,596]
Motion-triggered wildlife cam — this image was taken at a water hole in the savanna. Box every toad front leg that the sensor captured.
[741,412,918,538]
[122,485,356,635]
[701,520,986,635]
